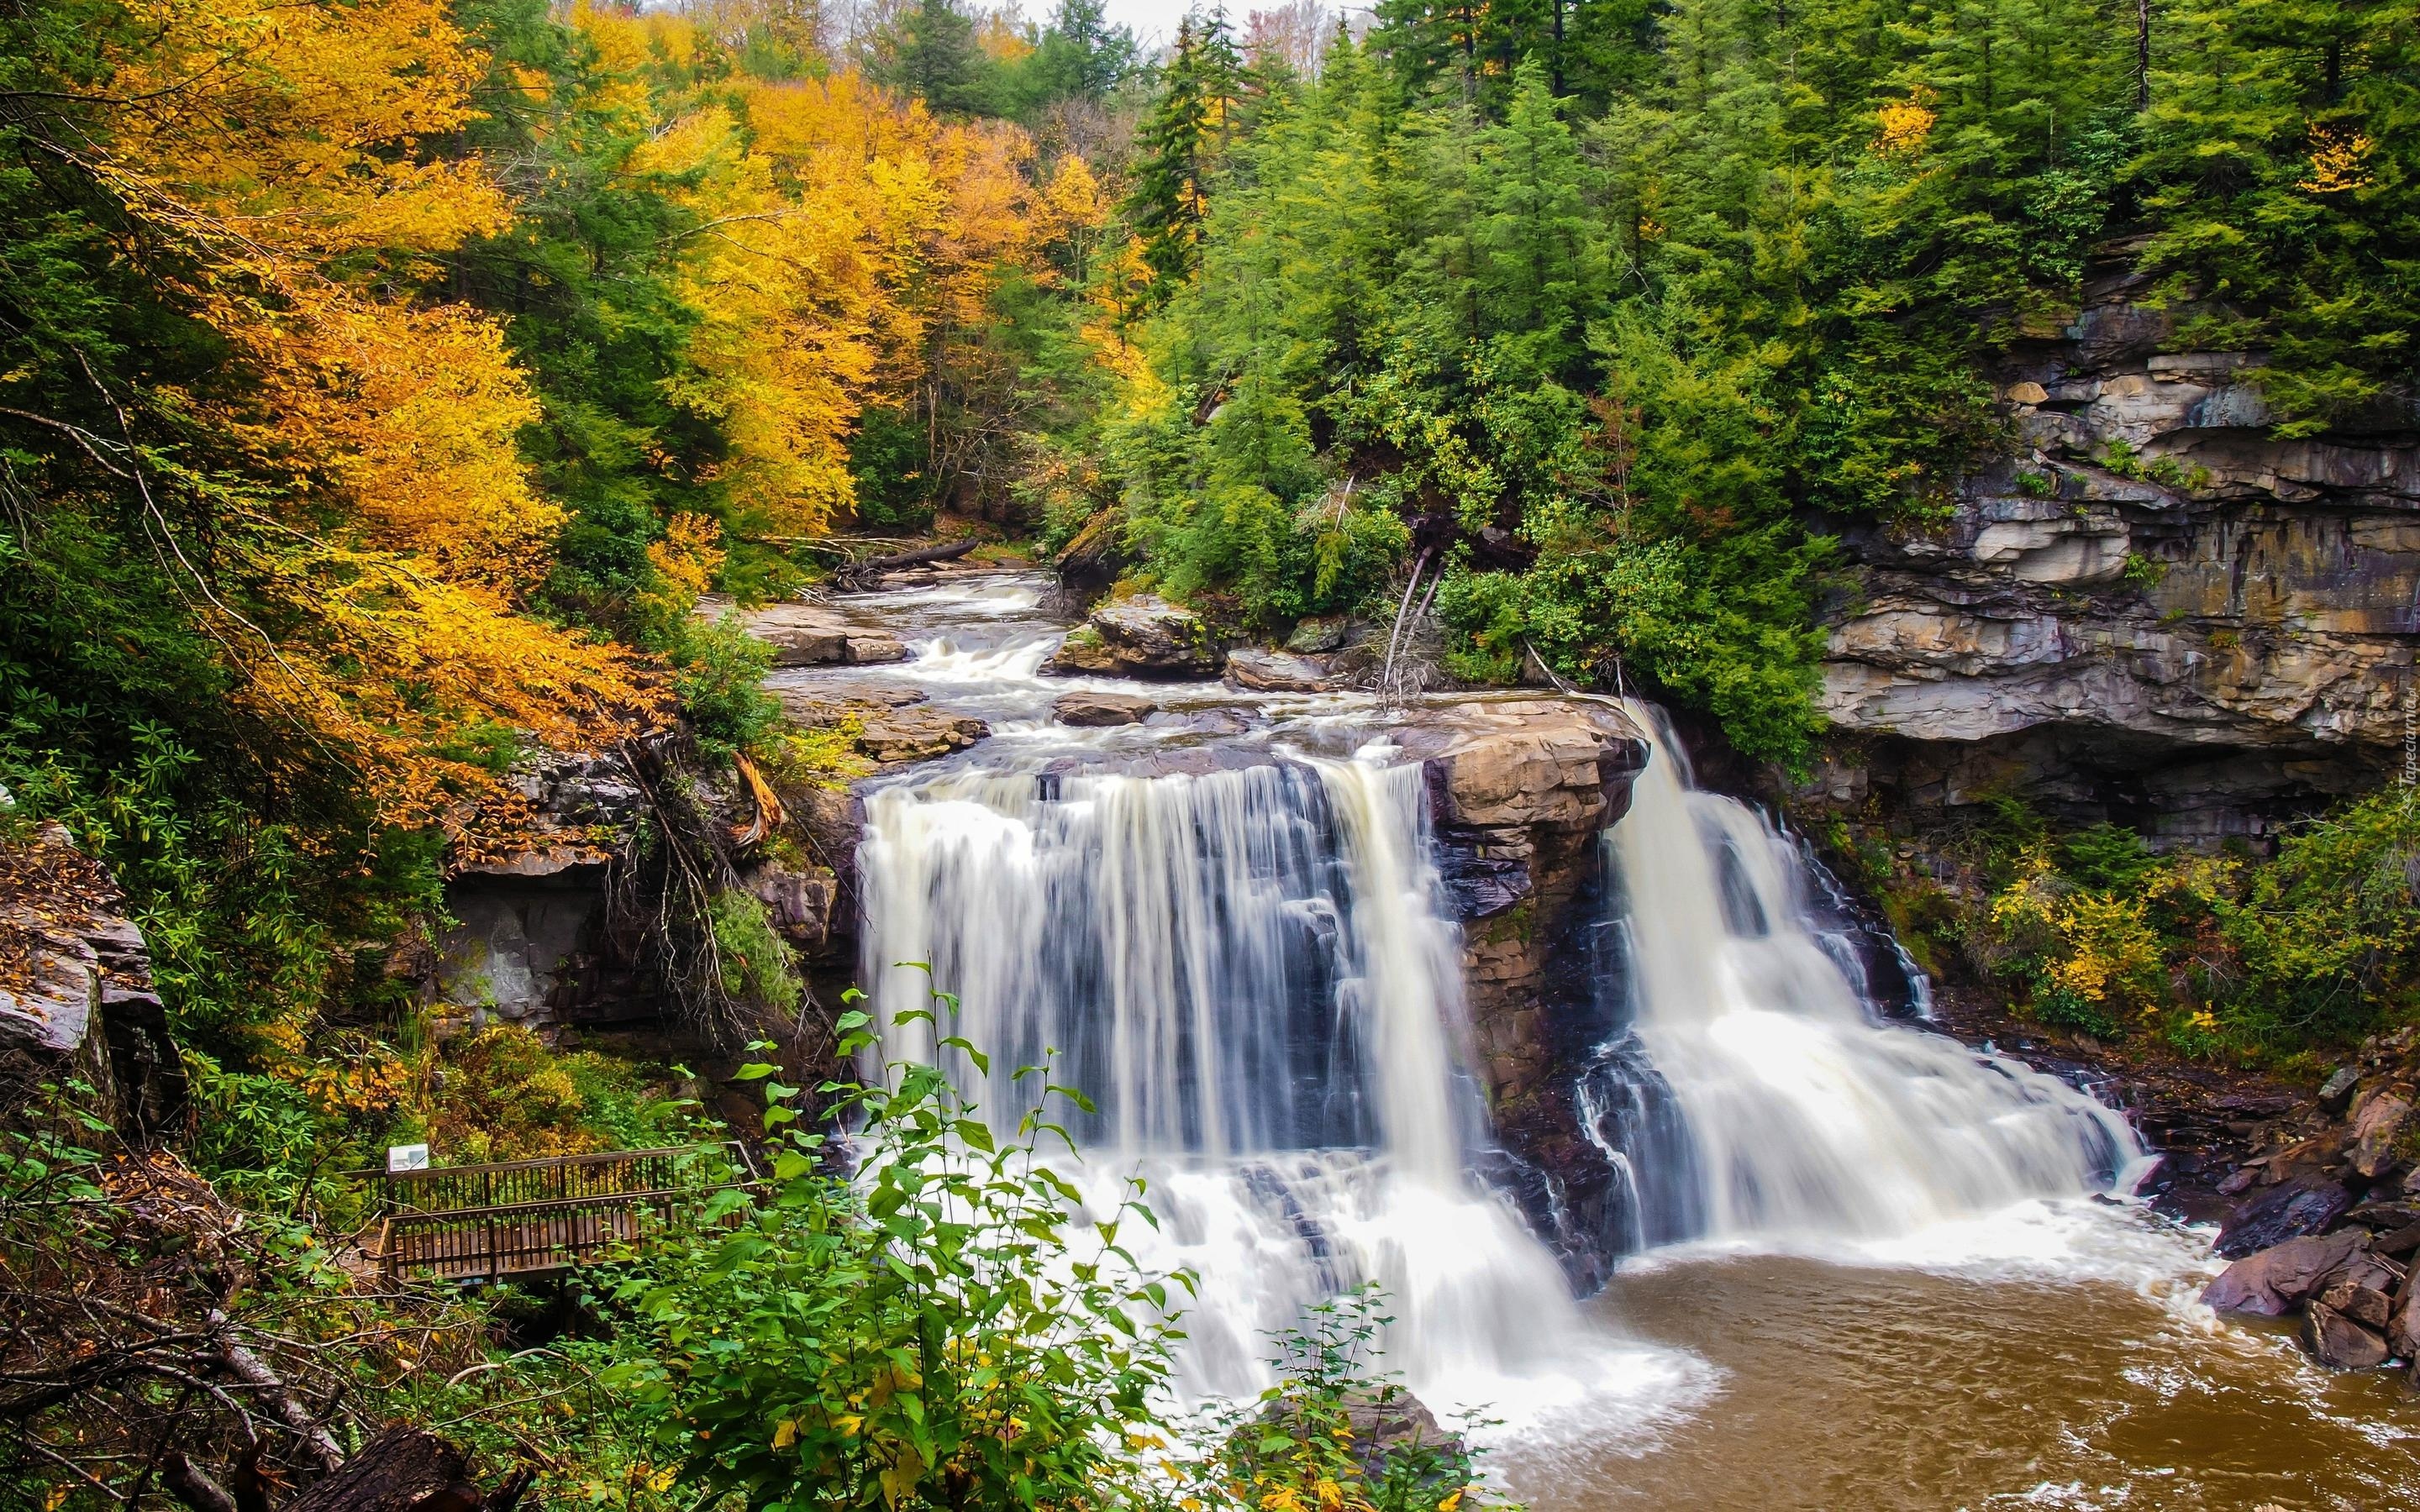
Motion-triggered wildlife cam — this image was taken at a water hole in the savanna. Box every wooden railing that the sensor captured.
[358,1144,749,1215]
[359,1144,759,1282]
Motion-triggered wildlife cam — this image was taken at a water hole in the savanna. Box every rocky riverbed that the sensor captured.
[2186,1027,2420,1378]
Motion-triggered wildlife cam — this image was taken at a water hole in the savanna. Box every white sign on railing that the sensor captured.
[387,1143,431,1173]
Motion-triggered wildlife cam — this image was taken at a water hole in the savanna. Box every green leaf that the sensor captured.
[954,1119,996,1153]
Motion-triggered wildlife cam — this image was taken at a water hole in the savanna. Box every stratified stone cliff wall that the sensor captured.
[1814,262,2418,845]
[0,813,187,1137]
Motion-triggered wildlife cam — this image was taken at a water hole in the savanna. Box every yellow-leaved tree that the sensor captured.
[69,0,659,827]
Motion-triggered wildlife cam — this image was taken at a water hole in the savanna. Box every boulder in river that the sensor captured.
[1045,594,1224,679]
[771,685,987,764]
[1158,707,1254,738]
[2349,1086,2413,1179]
[2391,1289,2420,1360]
[2317,1274,2394,1329]
[1285,614,1353,653]
[2216,1172,2354,1257]
[1246,1388,1466,1484]
[855,706,990,763]
[2202,1230,2365,1315]
[2301,1301,2390,1370]
[2374,1220,2420,1259]
[716,600,908,667]
[1225,648,1339,693]
[1053,508,1127,597]
[1053,691,1155,727]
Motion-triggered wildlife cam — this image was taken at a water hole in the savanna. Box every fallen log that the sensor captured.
[284,1427,528,1512]
[832,538,977,590]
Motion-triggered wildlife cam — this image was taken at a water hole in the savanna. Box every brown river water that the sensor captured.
[1493,1222,2420,1512]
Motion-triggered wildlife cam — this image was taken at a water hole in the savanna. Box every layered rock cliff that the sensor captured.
[0,809,186,1137]
[1812,263,2419,846]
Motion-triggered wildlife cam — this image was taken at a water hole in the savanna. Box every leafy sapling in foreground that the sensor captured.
[606,993,1193,1512]
[1192,1284,1501,1512]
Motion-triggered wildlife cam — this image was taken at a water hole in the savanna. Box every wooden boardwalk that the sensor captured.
[361,1146,755,1283]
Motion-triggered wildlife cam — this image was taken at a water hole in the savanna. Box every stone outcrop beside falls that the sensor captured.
[1389,700,1649,1108]
[0,808,187,1138]
[1390,700,1656,1289]
[1813,265,2419,845]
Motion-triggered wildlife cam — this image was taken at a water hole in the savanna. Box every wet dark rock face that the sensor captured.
[2218,1174,2356,1259]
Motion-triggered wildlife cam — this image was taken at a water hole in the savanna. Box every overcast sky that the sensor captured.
[1093,0,1192,47]
[1083,0,1367,55]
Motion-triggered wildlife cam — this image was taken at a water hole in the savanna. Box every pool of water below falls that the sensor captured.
[1504,1230,2420,1510]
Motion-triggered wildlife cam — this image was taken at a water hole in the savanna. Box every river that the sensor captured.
[768,569,2420,1509]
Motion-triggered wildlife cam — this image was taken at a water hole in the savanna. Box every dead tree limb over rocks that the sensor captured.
[829,538,976,591]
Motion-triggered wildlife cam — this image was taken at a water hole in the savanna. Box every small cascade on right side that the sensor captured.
[1583,702,2147,1247]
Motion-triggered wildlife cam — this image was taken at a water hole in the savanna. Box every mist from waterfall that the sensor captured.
[1593,701,2146,1245]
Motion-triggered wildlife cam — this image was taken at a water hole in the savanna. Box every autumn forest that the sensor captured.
[8,0,2420,1503]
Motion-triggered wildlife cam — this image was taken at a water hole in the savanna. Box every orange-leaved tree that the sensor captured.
[32,0,660,829]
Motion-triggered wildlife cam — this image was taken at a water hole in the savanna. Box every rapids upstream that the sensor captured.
[771,569,2420,1509]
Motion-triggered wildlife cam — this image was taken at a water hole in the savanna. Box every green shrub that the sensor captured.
[1976,788,2420,1058]
[1202,1284,1491,1512]
[671,614,782,764]
[605,1006,1181,1512]
[184,1053,339,1214]
[601,1000,1514,1512]
[2219,786,2420,1047]
[708,887,803,1015]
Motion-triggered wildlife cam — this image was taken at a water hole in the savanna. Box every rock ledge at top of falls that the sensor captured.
[1044,594,1225,679]
[1388,698,1650,837]
[702,596,907,667]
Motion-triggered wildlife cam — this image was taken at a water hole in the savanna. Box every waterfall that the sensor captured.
[854,688,2146,1422]
[1584,702,2144,1245]
[858,750,1622,1410]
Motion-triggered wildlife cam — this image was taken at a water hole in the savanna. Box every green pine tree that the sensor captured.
[1123,13,1243,306]
[870,0,1001,117]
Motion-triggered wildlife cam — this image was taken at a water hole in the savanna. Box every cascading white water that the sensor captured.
[1597,702,2145,1243]
[857,751,1653,1413]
